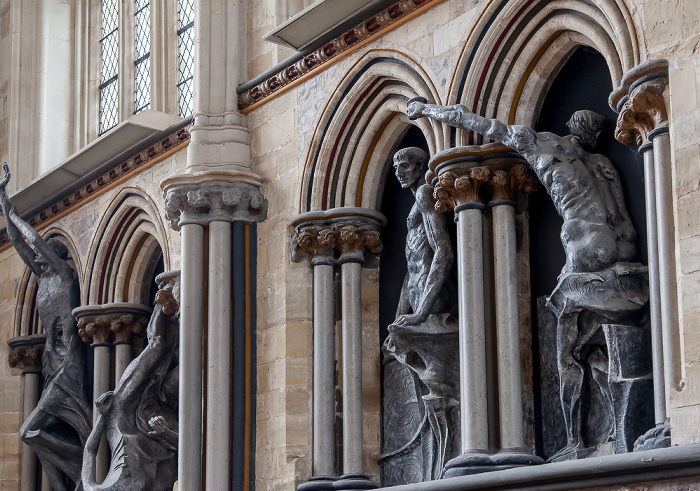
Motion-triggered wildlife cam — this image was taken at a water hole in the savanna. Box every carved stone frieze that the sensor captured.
[433,167,491,213]
[490,164,537,201]
[163,181,267,230]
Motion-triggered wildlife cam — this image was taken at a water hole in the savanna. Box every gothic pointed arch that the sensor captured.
[300,49,445,212]
[84,187,170,306]
[448,0,641,145]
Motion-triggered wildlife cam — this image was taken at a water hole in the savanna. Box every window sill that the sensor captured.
[382,444,700,490]
[1,110,182,229]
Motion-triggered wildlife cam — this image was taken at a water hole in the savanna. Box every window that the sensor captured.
[134,0,152,114]
[100,0,119,134]
[178,0,195,118]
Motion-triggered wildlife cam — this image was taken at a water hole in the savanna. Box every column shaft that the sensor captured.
[491,204,524,450]
[21,372,41,491]
[93,344,111,482]
[206,220,233,489]
[341,260,364,475]
[179,223,205,491]
[456,208,489,451]
[642,146,666,423]
[114,343,132,386]
[313,262,336,477]
[653,132,682,404]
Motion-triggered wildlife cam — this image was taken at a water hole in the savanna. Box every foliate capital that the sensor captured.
[7,334,47,370]
[490,164,537,201]
[164,181,267,230]
[73,303,153,344]
[434,167,491,213]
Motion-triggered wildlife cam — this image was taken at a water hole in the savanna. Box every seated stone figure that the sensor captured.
[381,147,460,484]
[82,287,179,491]
[407,100,649,461]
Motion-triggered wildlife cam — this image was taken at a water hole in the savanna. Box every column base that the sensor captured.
[298,475,379,490]
[443,449,544,478]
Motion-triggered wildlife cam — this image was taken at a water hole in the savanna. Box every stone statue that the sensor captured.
[407,101,650,460]
[82,285,179,491]
[381,148,460,484]
[0,163,92,491]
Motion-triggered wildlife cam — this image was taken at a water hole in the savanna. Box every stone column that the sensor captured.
[489,165,537,452]
[8,335,45,491]
[110,310,150,385]
[76,315,112,482]
[612,60,677,439]
[291,221,339,486]
[161,179,267,491]
[434,168,491,457]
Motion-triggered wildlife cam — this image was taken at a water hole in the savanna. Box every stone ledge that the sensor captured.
[381,444,700,490]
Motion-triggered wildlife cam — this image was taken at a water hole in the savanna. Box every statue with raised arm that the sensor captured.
[381,148,460,484]
[0,163,91,490]
[407,101,649,460]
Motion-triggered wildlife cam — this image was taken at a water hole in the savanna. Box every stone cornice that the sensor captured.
[7,333,46,370]
[0,124,192,253]
[237,0,443,112]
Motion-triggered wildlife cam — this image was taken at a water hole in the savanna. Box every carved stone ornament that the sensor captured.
[7,335,46,370]
[490,164,537,201]
[164,181,267,230]
[74,304,153,344]
[614,80,668,146]
[290,225,339,263]
[433,167,491,213]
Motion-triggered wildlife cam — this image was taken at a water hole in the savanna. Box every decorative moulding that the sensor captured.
[0,115,192,253]
[239,0,442,112]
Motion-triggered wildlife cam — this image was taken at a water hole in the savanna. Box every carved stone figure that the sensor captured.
[381,148,460,485]
[0,163,91,491]
[407,101,650,461]
[82,284,179,491]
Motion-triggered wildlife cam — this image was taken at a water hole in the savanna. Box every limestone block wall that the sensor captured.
[245,0,700,488]
[0,146,186,489]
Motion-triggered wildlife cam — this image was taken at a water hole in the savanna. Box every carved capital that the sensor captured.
[73,303,153,344]
[110,314,149,343]
[337,225,382,256]
[611,60,669,146]
[155,289,180,315]
[78,316,111,344]
[7,334,47,370]
[490,164,537,201]
[164,181,267,230]
[434,167,491,213]
[291,225,339,262]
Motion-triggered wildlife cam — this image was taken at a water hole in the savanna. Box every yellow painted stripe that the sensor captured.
[355,113,397,207]
[241,0,449,114]
[244,224,252,490]
[0,140,190,254]
[508,31,563,125]
[122,234,149,302]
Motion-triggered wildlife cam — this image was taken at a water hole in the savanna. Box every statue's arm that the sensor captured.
[0,193,40,275]
[399,186,453,325]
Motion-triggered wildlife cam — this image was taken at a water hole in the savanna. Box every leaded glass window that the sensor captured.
[135,0,151,113]
[100,0,119,134]
[178,0,195,118]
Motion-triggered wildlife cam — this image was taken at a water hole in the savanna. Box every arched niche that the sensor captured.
[300,50,446,213]
[448,0,641,146]
[13,228,82,338]
[84,188,170,306]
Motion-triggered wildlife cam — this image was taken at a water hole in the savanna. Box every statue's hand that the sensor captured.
[394,312,427,326]
[0,162,10,192]
[148,415,167,436]
[406,97,428,120]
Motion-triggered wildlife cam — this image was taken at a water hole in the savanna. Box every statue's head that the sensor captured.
[393,147,428,189]
[35,238,69,266]
[567,110,606,150]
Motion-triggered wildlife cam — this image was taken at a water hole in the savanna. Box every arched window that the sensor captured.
[99,0,119,134]
[177,0,195,118]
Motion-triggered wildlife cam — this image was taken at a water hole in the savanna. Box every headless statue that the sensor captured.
[407,101,648,459]
[0,163,91,490]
